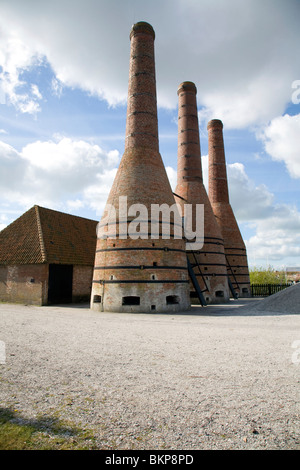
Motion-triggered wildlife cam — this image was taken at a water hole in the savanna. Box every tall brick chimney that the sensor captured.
[207,119,250,297]
[174,82,230,304]
[90,22,190,312]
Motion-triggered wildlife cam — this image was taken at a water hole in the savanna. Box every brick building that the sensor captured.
[207,119,251,297]
[0,205,97,305]
[90,22,190,313]
[174,82,230,304]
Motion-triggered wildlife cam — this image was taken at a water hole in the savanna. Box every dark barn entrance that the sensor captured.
[48,264,73,304]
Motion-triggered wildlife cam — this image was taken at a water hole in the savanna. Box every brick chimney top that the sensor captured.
[177,81,197,94]
[176,80,202,183]
[130,22,155,40]
[125,20,158,151]
[207,119,223,130]
[207,118,229,204]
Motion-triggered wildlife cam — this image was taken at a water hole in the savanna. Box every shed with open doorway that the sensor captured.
[0,205,97,305]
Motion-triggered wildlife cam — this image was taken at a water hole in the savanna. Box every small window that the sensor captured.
[215,291,224,298]
[151,305,156,311]
[242,288,248,294]
[93,295,102,303]
[151,274,156,280]
[166,295,180,305]
[122,296,140,306]
[110,275,114,280]
[153,262,157,266]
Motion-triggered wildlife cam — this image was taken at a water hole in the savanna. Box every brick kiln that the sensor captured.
[90,22,190,312]
[207,119,250,297]
[174,82,230,304]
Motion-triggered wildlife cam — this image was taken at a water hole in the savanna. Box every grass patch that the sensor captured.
[0,409,35,450]
[0,407,98,450]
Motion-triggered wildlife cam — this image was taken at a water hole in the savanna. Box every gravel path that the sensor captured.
[0,298,299,450]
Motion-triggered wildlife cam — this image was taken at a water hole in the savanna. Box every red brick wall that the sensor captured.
[0,264,48,305]
[72,265,93,302]
[0,264,94,305]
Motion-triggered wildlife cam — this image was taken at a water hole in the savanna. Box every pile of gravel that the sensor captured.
[248,283,300,314]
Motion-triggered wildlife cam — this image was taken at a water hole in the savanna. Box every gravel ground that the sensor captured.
[0,297,299,450]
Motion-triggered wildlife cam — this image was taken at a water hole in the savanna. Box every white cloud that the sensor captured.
[66,199,85,210]
[0,29,44,113]
[51,77,63,98]
[31,84,42,100]
[0,211,11,231]
[21,137,119,174]
[0,137,120,214]
[82,168,118,216]
[246,214,300,266]
[224,161,300,267]
[226,163,274,221]
[258,114,300,179]
[0,141,27,190]
[166,166,177,191]
[0,0,299,127]
[197,73,293,129]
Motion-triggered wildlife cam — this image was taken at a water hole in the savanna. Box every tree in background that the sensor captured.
[250,265,287,284]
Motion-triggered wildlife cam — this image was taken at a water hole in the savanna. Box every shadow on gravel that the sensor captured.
[0,407,81,449]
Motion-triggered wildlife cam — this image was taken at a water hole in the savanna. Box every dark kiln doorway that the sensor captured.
[48,264,73,304]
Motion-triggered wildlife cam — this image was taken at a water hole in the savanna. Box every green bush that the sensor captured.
[250,265,286,285]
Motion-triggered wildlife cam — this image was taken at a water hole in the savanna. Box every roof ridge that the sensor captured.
[37,205,98,223]
[34,205,47,263]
